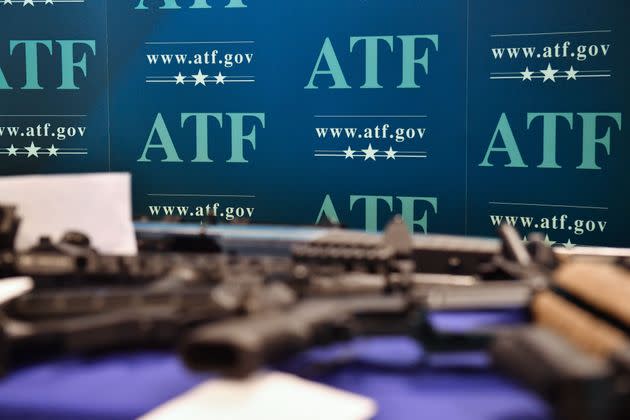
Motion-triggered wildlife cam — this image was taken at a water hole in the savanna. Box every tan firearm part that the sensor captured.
[532,291,630,358]
[553,262,630,326]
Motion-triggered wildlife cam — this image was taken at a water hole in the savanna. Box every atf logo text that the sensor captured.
[138,112,265,163]
[480,112,623,170]
[316,194,438,233]
[306,35,439,89]
[0,40,95,90]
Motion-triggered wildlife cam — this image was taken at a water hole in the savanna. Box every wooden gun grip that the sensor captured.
[532,292,629,358]
[554,262,630,326]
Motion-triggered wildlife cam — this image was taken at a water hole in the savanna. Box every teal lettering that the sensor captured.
[305,38,350,89]
[135,0,180,9]
[349,36,394,89]
[10,40,52,90]
[577,113,622,170]
[316,195,341,225]
[527,113,573,169]
[397,197,438,233]
[190,0,212,8]
[350,195,393,233]
[138,113,183,162]
[0,65,9,90]
[57,40,96,90]
[226,113,265,163]
[225,0,246,7]
[397,35,439,89]
[181,113,223,163]
[480,113,527,167]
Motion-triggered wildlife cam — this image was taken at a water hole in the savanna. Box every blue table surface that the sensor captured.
[0,312,551,420]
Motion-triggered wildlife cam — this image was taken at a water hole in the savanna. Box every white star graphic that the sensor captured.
[521,67,534,81]
[25,142,40,158]
[45,0,54,4]
[174,72,186,85]
[362,144,378,161]
[565,66,579,81]
[23,0,34,6]
[563,239,576,249]
[385,147,397,160]
[343,146,355,159]
[3,0,13,5]
[214,72,226,85]
[544,234,556,247]
[192,69,208,86]
[47,144,59,156]
[540,63,558,83]
[6,144,18,156]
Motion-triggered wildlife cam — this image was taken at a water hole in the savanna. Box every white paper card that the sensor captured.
[0,173,137,255]
[139,372,377,420]
[0,277,33,305]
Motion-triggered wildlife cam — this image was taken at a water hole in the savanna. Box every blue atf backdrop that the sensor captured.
[0,0,628,247]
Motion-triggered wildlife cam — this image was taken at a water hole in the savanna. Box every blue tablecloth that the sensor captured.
[0,312,551,420]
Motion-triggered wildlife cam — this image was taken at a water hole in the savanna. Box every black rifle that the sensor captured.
[177,218,551,377]
[175,223,630,420]
[0,202,537,375]
[3,202,630,420]
[176,233,525,376]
